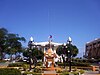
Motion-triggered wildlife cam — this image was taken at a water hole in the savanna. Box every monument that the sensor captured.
[42,35,59,75]
[44,48,57,70]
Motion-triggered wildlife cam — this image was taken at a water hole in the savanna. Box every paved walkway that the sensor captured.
[42,71,59,75]
[0,62,10,67]
[84,71,100,75]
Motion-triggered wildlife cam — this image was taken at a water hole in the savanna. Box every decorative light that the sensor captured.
[68,37,72,42]
[30,37,33,41]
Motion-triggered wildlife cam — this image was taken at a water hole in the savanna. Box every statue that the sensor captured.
[44,48,57,70]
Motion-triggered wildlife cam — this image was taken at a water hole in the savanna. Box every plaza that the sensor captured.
[0,0,100,74]
[0,37,100,75]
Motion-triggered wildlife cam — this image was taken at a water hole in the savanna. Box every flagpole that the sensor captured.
[50,39,51,49]
[48,35,52,49]
[48,37,51,49]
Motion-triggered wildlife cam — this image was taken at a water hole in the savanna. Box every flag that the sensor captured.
[48,35,52,39]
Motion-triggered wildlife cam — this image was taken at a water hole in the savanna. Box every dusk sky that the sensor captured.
[0,0,100,57]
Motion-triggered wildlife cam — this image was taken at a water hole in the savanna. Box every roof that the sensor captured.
[32,41,62,46]
[86,38,100,45]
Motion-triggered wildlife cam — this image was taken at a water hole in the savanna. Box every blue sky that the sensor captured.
[0,0,100,57]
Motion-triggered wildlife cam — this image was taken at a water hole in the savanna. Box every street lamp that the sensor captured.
[67,37,72,72]
[28,37,33,71]
[62,43,67,68]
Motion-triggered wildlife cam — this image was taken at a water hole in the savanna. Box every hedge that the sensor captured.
[60,70,84,75]
[23,71,41,75]
[57,62,90,67]
[8,63,24,67]
[0,68,21,75]
[60,72,79,75]
[36,62,43,66]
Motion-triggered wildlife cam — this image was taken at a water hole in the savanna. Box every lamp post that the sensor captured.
[67,37,72,72]
[28,37,33,71]
[62,43,67,68]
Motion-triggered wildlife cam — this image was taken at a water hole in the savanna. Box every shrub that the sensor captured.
[8,62,28,67]
[23,71,41,75]
[33,67,42,73]
[23,64,29,70]
[0,60,7,62]
[0,68,21,75]
[36,62,43,66]
[23,71,32,75]
[72,62,90,67]
[60,71,81,75]
[72,71,79,75]
[56,68,62,73]
[8,63,24,67]
[61,72,69,75]
[79,70,85,74]
[57,62,90,67]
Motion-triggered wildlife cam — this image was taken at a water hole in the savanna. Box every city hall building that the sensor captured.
[31,41,62,51]
[84,38,100,59]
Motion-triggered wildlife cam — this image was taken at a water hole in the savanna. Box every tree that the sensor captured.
[32,48,44,60]
[23,48,44,66]
[56,45,63,56]
[0,28,8,60]
[6,33,26,60]
[23,48,44,60]
[56,44,79,57]
[0,27,26,60]
[71,45,79,57]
